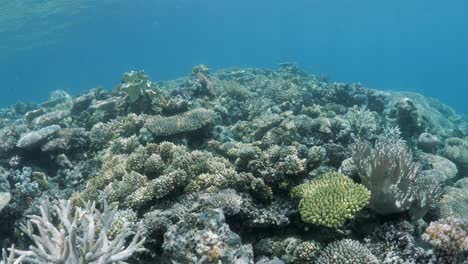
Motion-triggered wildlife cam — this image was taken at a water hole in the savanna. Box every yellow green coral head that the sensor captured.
[291,172,370,228]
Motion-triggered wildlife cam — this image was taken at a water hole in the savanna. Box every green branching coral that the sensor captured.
[291,172,370,228]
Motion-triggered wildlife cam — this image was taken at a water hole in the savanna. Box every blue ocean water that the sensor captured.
[0,0,467,114]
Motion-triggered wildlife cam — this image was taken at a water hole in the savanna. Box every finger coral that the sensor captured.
[422,217,468,252]
[422,217,468,262]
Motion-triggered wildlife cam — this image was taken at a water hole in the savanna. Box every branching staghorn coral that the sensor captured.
[351,137,420,215]
[2,199,145,264]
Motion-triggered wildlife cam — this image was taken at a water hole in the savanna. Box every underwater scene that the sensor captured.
[0,0,468,263]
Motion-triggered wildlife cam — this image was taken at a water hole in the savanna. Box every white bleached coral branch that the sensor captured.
[1,199,145,264]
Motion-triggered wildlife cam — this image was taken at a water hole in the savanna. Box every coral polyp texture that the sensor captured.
[292,172,370,228]
[0,65,467,263]
[315,239,378,264]
[144,108,217,137]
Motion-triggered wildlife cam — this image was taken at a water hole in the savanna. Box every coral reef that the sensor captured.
[0,65,466,263]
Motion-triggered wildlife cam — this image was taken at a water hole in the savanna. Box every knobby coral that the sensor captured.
[422,217,468,263]
[422,217,468,253]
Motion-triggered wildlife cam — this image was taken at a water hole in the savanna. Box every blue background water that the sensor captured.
[0,0,467,115]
